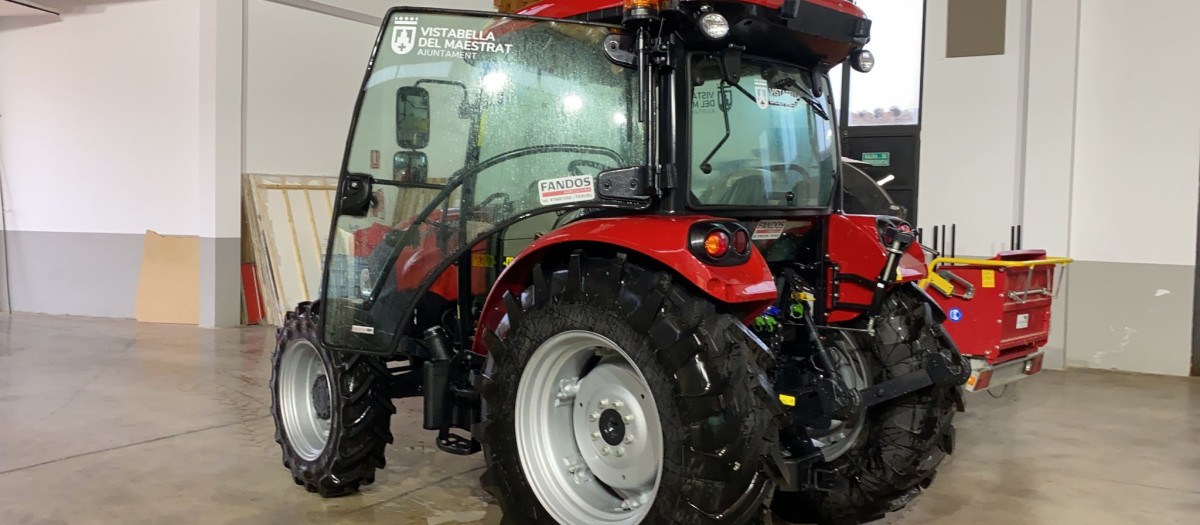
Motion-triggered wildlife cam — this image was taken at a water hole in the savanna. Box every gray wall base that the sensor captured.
[5,230,144,318]
[1064,260,1195,376]
[200,236,242,328]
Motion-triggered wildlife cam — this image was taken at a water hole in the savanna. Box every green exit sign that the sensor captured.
[861,152,891,167]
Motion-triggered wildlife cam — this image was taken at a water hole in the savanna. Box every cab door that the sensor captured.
[316,9,647,355]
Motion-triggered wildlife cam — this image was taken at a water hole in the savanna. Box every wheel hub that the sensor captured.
[277,340,332,461]
[809,337,870,461]
[312,375,331,420]
[571,361,659,492]
[516,331,663,524]
[598,409,625,445]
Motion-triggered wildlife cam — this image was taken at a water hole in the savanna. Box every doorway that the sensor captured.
[832,0,926,223]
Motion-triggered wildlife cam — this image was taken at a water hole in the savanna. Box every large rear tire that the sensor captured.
[270,302,395,497]
[477,252,779,524]
[774,285,965,525]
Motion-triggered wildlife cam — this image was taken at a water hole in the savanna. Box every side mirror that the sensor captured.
[396,86,430,150]
[394,151,428,183]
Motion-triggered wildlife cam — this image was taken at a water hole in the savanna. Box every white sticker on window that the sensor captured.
[538,175,595,206]
[753,79,770,110]
[752,220,787,240]
[1015,314,1030,330]
[390,16,514,59]
[352,325,376,335]
[391,17,418,55]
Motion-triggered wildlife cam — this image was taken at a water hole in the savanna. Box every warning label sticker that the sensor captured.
[981,270,996,288]
[752,220,787,240]
[538,175,595,206]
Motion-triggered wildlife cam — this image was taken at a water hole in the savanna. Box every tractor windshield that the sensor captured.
[689,55,837,209]
[322,11,643,352]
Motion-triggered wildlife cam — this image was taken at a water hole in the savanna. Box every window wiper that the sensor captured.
[776,78,830,121]
[699,82,734,174]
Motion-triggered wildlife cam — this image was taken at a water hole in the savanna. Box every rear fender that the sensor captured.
[826,214,928,323]
[471,215,777,354]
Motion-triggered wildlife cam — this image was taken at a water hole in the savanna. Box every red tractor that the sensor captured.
[269,2,969,524]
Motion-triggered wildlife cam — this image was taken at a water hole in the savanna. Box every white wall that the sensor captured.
[244,0,376,176]
[244,0,495,177]
[1020,0,1080,372]
[1070,1,1200,266]
[0,0,201,236]
[918,0,1028,256]
[1021,0,1079,258]
[919,0,1200,376]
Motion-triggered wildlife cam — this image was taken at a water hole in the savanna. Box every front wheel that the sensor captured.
[477,252,779,524]
[270,302,395,497]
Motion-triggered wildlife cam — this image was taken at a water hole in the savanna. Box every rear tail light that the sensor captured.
[704,230,729,258]
[967,370,993,391]
[689,222,752,266]
[733,229,749,254]
[1024,354,1044,375]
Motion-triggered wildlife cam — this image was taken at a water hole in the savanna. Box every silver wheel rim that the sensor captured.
[810,337,870,461]
[278,340,332,461]
[516,331,663,524]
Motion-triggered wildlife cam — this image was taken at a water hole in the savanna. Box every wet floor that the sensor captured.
[1,312,1197,524]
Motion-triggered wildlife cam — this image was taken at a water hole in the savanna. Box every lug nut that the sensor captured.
[613,400,624,409]
[614,447,626,457]
[589,412,600,422]
[624,434,634,444]
[592,431,601,440]
[599,398,610,408]
[601,446,612,456]
[624,414,635,423]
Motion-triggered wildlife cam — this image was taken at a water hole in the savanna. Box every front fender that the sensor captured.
[471,215,777,354]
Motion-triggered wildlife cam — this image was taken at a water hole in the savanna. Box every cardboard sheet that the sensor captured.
[134,230,199,324]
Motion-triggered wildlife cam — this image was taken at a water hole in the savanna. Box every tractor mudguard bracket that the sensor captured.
[596,166,653,201]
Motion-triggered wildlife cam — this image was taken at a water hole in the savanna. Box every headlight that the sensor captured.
[851,50,875,73]
[699,12,730,39]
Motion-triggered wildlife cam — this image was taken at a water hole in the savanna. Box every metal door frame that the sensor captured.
[835,0,927,223]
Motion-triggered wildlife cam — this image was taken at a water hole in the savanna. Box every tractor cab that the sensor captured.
[271,3,971,524]
[321,0,881,355]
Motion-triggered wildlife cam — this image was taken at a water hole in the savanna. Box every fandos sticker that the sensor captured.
[752,219,787,240]
[538,175,595,206]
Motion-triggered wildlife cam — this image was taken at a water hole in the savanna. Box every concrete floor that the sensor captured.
[1,313,1198,525]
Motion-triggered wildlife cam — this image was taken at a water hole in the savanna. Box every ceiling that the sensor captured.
[0,0,59,16]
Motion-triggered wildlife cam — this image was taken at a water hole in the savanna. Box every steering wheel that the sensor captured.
[568,158,614,176]
[700,164,812,206]
[476,191,513,220]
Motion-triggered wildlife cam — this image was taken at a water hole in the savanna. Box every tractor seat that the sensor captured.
[703,169,770,206]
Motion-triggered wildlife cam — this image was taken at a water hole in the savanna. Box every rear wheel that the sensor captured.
[478,252,779,524]
[270,303,395,497]
[774,285,965,524]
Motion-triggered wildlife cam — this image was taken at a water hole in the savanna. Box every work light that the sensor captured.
[699,12,730,39]
[851,50,875,73]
